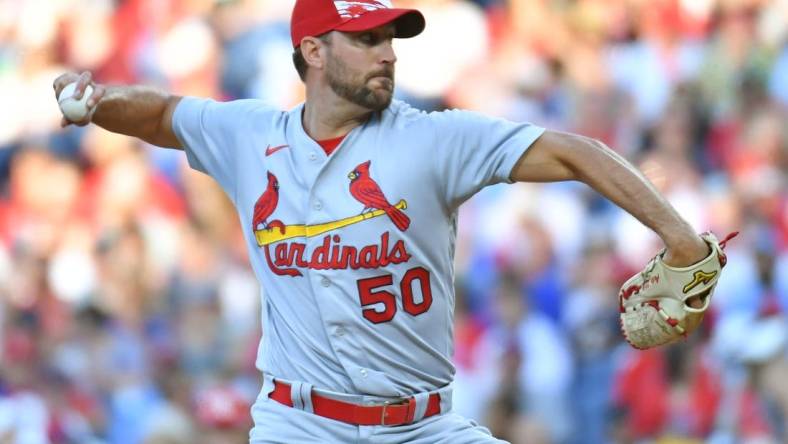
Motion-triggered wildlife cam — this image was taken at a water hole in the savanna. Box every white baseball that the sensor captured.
[58,82,94,122]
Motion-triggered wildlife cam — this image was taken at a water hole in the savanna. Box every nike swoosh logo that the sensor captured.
[265,144,289,156]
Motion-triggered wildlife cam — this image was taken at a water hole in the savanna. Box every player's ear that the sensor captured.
[301,36,328,71]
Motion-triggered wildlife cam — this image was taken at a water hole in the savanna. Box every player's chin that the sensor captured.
[367,89,393,111]
[374,87,393,100]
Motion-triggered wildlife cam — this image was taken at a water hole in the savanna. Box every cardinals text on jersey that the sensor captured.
[252,160,412,277]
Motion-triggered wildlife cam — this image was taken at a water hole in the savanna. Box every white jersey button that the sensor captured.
[321,277,331,287]
[314,201,323,210]
[360,368,368,378]
[309,152,318,161]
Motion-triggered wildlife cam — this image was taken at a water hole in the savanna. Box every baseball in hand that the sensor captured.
[58,82,94,121]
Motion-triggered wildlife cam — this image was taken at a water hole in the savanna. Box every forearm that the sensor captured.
[516,131,699,250]
[92,85,182,148]
[569,138,695,244]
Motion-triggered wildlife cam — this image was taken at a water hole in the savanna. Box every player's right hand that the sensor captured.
[52,71,106,127]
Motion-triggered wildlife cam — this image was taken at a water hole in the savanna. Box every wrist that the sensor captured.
[658,222,699,249]
[662,232,710,267]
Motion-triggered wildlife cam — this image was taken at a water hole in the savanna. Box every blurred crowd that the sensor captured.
[0,0,786,443]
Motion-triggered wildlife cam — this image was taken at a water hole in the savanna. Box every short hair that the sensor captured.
[292,34,331,82]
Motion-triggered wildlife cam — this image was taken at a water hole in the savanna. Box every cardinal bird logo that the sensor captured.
[348,160,410,232]
[252,172,285,234]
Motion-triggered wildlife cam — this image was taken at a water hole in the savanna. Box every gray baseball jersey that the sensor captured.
[172,98,544,398]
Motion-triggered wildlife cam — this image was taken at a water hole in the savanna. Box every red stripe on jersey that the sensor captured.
[317,134,347,156]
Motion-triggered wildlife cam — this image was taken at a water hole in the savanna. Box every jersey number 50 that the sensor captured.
[356,267,433,324]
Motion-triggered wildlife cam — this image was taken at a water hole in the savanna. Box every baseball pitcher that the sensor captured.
[52,0,734,442]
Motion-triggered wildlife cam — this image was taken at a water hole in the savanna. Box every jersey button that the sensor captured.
[360,368,368,378]
[314,201,323,210]
[321,277,331,287]
[309,152,318,161]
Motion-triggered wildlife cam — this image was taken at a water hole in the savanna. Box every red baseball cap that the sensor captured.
[291,0,425,48]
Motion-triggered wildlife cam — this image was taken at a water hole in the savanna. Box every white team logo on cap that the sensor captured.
[334,1,392,19]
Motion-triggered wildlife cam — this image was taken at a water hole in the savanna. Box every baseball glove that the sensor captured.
[619,231,738,350]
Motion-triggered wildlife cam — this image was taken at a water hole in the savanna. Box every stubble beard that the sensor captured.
[326,54,394,112]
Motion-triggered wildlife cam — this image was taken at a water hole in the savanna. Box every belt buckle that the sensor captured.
[379,398,408,426]
[380,401,391,426]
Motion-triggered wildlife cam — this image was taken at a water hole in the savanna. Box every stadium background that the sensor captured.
[0,0,787,443]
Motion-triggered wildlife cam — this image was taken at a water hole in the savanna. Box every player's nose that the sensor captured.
[379,40,397,65]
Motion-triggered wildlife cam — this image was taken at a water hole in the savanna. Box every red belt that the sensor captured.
[269,380,442,426]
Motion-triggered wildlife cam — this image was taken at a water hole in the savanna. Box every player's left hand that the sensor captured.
[662,234,713,308]
[662,234,710,268]
[618,231,738,350]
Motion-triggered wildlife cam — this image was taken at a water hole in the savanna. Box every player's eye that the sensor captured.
[359,33,375,45]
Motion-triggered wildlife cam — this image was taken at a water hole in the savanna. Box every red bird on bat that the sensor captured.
[348,160,410,232]
[253,171,280,231]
